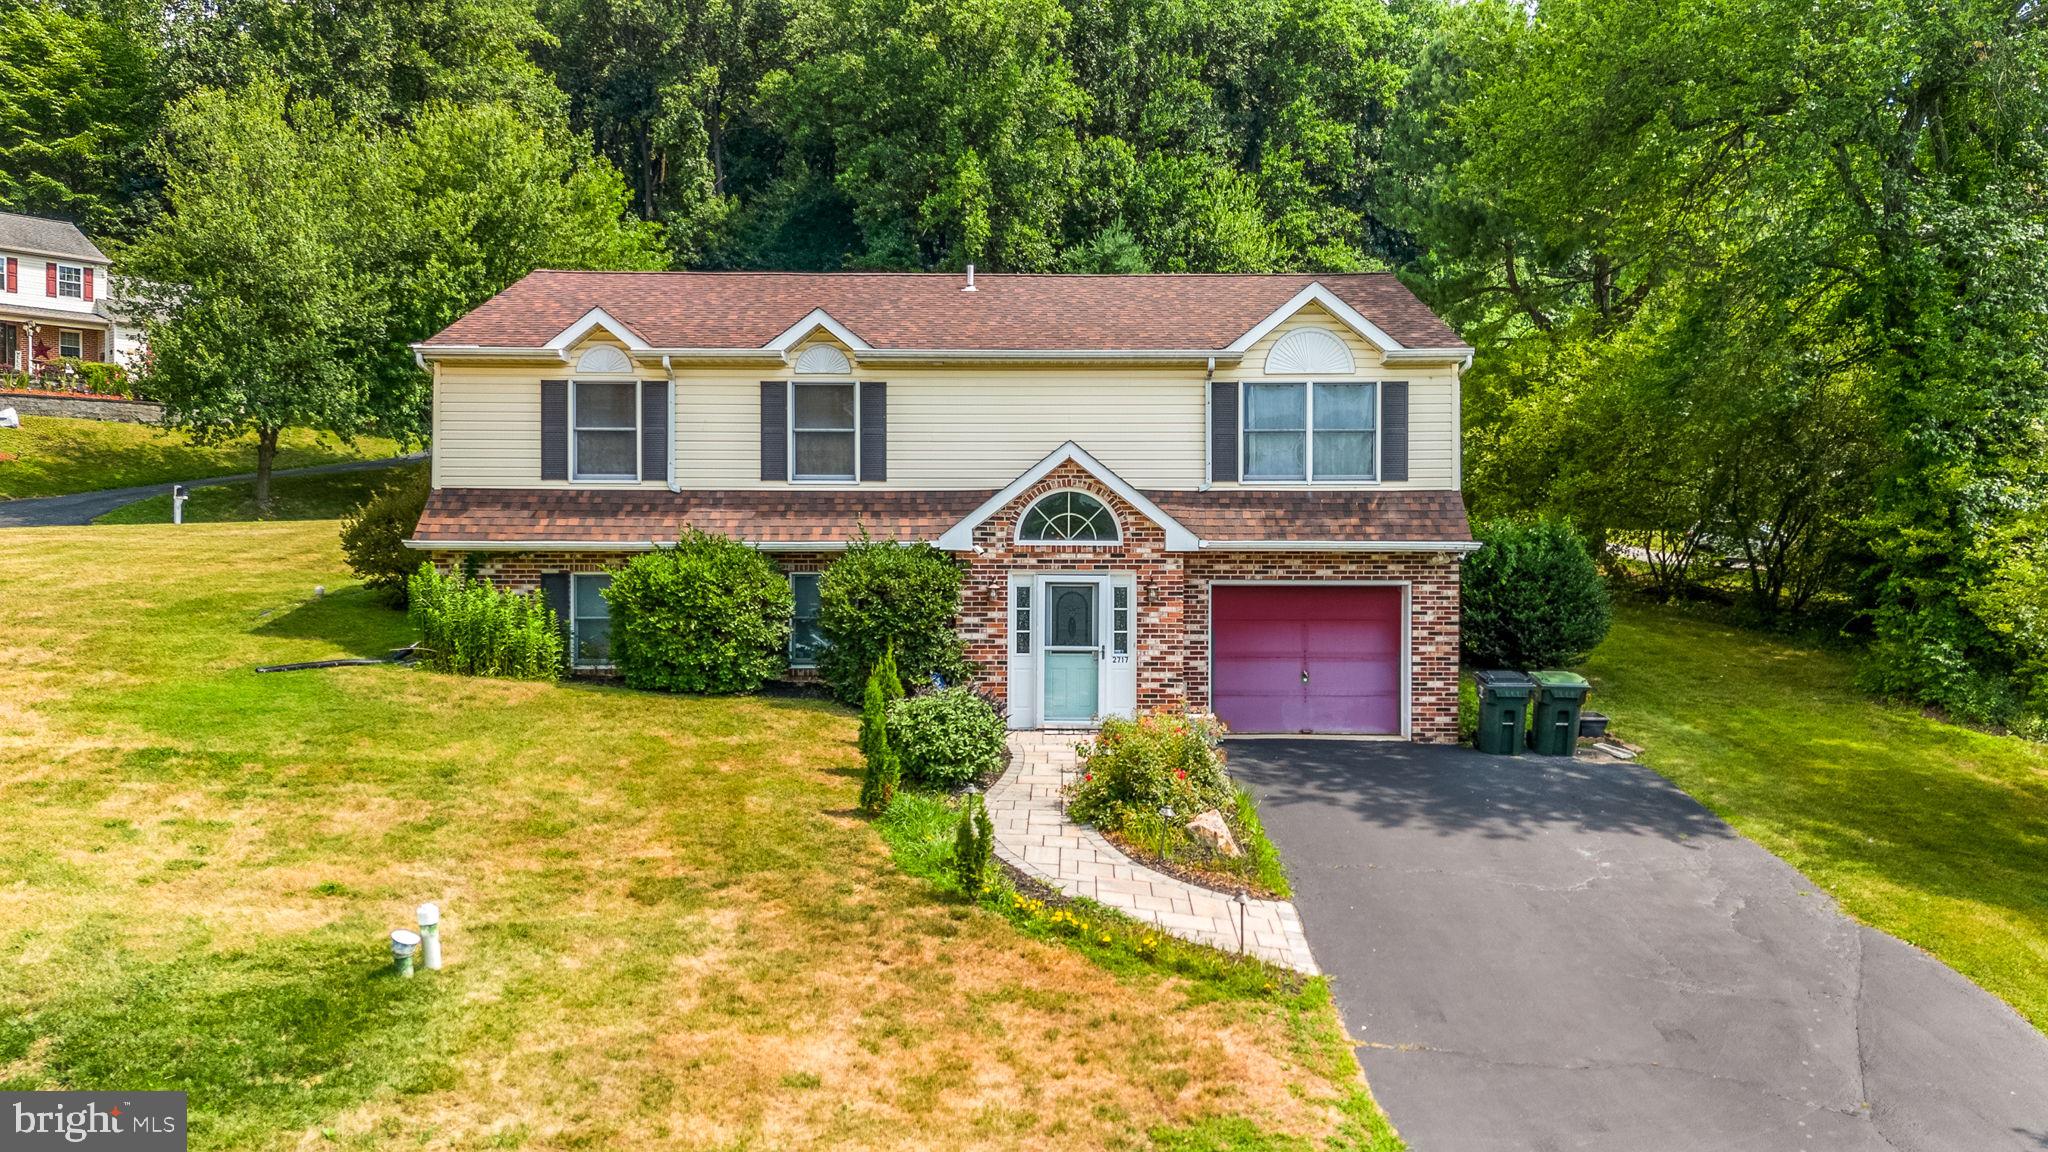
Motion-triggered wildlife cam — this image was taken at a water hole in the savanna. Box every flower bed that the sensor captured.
[1067,714,1292,899]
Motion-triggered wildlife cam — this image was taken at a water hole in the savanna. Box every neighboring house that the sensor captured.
[407,272,1478,741]
[0,211,144,375]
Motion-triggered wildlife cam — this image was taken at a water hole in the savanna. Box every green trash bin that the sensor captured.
[1527,671,1591,756]
[1472,670,1536,755]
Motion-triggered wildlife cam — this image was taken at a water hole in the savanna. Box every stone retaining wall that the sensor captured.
[1,391,163,424]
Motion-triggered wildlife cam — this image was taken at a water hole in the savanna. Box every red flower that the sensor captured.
[1083,773,1093,782]
[1175,769,1187,779]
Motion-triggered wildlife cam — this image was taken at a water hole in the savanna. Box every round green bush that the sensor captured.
[1066,714,1232,829]
[1462,517,1612,668]
[604,529,794,693]
[340,467,430,604]
[887,687,1006,787]
[817,537,970,703]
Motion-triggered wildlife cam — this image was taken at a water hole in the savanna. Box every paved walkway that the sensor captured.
[988,731,1318,974]
[0,453,429,527]
[1231,738,2048,1152]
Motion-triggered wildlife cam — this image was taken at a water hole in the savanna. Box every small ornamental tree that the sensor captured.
[604,529,793,693]
[1462,518,1613,669]
[818,536,970,703]
[951,792,995,899]
[859,659,903,813]
[858,644,904,762]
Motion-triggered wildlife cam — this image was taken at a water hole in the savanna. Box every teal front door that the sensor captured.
[1042,581,1101,722]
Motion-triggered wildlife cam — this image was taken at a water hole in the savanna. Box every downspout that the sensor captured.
[662,355,680,492]
[1200,355,1216,491]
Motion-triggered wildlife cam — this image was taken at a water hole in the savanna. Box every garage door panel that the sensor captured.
[1213,584,1403,735]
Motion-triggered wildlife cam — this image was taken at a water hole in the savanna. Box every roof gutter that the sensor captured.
[1381,347,1476,368]
[402,537,865,553]
[1197,539,1483,553]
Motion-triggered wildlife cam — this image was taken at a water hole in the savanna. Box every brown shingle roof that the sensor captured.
[1148,489,1471,543]
[411,487,998,546]
[410,487,1471,547]
[424,272,1468,352]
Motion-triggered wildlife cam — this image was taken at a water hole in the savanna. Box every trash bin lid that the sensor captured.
[1474,669,1537,690]
[1528,670,1590,689]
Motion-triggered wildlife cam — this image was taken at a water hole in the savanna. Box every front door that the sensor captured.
[1041,581,1102,723]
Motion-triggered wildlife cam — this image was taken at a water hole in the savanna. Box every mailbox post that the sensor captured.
[172,484,189,525]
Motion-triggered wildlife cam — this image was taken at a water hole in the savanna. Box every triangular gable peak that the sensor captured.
[935,442,1201,552]
[544,306,652,352]
[766,308,873,354]
[1224,281,1404,356]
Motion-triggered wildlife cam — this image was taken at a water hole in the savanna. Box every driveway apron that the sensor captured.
[1228,739,2048,1152]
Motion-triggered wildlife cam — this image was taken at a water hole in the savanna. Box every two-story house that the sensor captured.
[0,211,138,374]
[406,272,1477,741]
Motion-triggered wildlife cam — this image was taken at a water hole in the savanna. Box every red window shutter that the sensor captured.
[83,268,94,302]
[4,258,13,293]
[46,263,57,296]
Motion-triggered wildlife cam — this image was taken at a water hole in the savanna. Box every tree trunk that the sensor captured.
[255,426,280,512]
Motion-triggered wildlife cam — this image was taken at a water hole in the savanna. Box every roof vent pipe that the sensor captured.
[963,264,976,292]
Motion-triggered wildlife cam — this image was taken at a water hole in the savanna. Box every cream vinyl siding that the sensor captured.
[1218,306,1460,490]
[426,311,1463,491]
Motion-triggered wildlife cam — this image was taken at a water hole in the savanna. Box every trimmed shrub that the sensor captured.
[889,687,1005,787]
[1067,714,1232,830]
[951,792,996,899]
[859,661,902,813]
[1462,517,1612,668]
[340,468,431,604]
[407,564,563,679]
[818,537,970,703]
[603,529,793,694]
[859,644,904,762]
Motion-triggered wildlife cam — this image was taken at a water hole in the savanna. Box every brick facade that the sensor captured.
[427,468,1463,743]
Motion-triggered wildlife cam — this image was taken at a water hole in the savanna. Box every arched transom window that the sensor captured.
[1018,490,1119,543]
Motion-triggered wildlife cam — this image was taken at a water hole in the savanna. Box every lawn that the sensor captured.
[94,462,425,524]
[1582,602,2048,1033]
[0,522,1394,1151]
[0,415,402,500]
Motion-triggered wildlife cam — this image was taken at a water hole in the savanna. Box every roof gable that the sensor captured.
[0,211,107,263]
[934,442,1201,552]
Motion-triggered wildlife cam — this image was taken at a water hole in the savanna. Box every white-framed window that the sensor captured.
[1243,381,1379,482]
[572,379,639,481]
[790,381,857,481]
[55,265,84,299]
[1013,584,1032,654]
[572,573,613,667]
[790,572,825,668]
[57,329,82,359]
[1017,490,1120,543]
[1112,585,1130,655]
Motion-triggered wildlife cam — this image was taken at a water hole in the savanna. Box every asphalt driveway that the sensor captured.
[1229,740,2048,1152]
[0,453,427,527]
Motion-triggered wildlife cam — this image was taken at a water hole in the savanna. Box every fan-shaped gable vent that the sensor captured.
[577,345,634,374]
[1265,327,1354,376]
[794,345,853,374]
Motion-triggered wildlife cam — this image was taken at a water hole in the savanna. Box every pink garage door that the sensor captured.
[1211,585,1404,735]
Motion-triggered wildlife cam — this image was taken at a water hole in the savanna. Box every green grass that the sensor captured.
[1582,602,2048,1033]
[876,789,1400,1149]
[94,461,424,524]
[0,415,401,500]
[0,521,1394,1150]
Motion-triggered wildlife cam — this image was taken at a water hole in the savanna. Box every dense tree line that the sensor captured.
[3,0,2045,729]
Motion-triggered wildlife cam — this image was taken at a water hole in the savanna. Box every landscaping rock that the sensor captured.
[1186,809,1242,857]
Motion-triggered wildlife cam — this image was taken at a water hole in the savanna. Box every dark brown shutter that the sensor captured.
[540,380,568,480]
[538,572,572,664]
[858,381,886,482]
[760,381,787,481]
[1210,380,1239,483]
[640,380,668,482]
[1381,380,1409,482]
